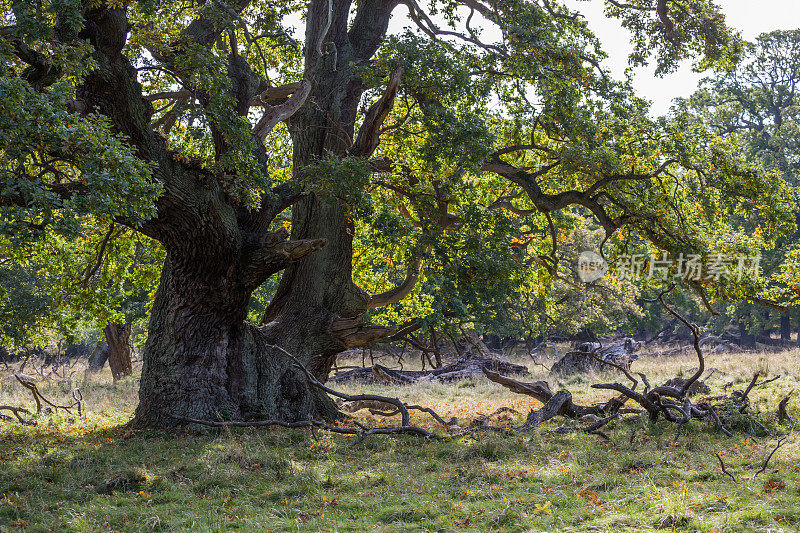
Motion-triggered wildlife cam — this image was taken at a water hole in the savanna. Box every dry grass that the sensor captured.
[0,348,798,532]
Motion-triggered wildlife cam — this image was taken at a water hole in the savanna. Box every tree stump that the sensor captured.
[104,323,133,381]
[87,342,110,372]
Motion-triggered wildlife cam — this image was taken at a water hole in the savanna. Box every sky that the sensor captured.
[286,1,800,116]
[562,0,800,115]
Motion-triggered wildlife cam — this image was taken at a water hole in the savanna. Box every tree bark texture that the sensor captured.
[104,322,132,381]
[780,314,790,344]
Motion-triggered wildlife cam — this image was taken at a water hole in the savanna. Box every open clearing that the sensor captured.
[1,349,798,532]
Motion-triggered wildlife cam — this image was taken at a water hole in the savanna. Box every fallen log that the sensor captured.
[331,353,529,384]
[550,338,640,377]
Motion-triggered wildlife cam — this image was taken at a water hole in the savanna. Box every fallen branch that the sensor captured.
[705,405,733,437]
[482,366,608,423]
[0,405,34,425]
[1,374,83,425]
[15,374,83,416]
[651,289,704,397]
[549,413,620,441]
[332,352,528,385]
[714,452,737,482]
[468,407,520,428]
[171,415,439,445]
[269,344,446,442]
[752,437,788,481]
[484,288,785,439]
[739,373,761,412]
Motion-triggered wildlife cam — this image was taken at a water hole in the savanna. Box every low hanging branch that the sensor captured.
[367,258,421,309]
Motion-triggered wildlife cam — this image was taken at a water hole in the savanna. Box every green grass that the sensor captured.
[0,350,799,532]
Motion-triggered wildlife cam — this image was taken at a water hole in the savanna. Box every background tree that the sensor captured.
[681,29,800,344]
[0,220,163,373]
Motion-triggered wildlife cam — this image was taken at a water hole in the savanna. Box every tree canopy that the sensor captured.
[1,0,796,426]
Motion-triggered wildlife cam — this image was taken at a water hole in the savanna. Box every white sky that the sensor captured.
[563,0,800,115]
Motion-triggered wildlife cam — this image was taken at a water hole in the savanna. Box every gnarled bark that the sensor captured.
[131,247,338,427]
[104,322,132,381]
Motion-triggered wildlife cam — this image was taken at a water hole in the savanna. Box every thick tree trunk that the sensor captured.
[119,0,396,428]
[104,322,133,381]
[780,313,790,345]
[131,256,339,428]
[739,321,756,349]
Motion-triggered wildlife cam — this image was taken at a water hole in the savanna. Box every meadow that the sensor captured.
[0,348,798,532]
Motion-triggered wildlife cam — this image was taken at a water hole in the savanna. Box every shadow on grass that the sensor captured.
[0,411,798,532]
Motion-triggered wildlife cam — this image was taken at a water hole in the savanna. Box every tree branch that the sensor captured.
[367,257,421,309]
[241,229,327,287]
[253,79,312,140]
[350,67,404,157]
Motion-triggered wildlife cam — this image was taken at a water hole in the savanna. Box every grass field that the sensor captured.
[0,348,798,532]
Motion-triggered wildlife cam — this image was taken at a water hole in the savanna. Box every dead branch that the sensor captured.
[651,288,704,397]
[705,405,733,437]
[482,366,607,421]
[755,375,781,388]
[171,414,444,447]
[0,405,34,425]
[270,344,446,434]
[467,407,520,428]
[351,401,449,428]
[585,342,639,389]
[752,437,788,481]
[777,391,794,423]
[738,373,761,413]
[0,374,83,425]
[14,373,83,416]
[714,452,737,482]
[549,413,619,441]
[489,288,787,438]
